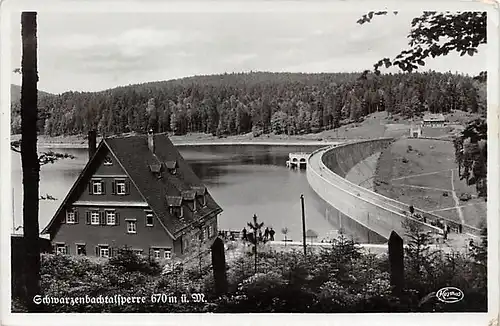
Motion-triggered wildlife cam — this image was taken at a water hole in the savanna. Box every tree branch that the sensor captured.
[359,11,487,74]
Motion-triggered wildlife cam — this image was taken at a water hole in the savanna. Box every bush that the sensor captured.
[24,230,486,313]
[108,248,161,275]
[252,126,263,137]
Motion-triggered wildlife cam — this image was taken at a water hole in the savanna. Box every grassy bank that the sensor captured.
[374,138,487,228]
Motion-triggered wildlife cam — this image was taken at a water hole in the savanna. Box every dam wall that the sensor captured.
[307,139,443,240]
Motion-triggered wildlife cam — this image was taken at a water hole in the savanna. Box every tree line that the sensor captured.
[11,71,486,137]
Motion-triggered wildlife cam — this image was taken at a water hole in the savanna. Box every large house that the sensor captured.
[41,130,222,261]
[422,113,446,127]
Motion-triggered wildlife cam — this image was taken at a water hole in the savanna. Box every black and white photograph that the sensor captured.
[1,1,498,324]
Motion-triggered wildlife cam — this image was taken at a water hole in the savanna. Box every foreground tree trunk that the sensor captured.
[20,12,41,312]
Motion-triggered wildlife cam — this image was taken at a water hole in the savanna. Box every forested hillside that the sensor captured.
[10,71,486,136]
[10,84,52,104]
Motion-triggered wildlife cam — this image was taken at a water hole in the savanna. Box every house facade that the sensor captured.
[422,113,445,127]
[41,130,222,261]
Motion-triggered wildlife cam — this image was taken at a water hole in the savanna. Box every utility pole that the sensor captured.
[300,194,306,257]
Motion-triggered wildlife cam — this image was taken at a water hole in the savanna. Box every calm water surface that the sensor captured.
[11,144,378,243]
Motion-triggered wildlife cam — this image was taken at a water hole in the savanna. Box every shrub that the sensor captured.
[108,248,161,275]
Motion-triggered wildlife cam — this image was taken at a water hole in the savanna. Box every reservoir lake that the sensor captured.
[11,144,382,243]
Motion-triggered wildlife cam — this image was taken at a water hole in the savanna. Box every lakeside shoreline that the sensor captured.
[10,133,348,149]
[36,140,344,149]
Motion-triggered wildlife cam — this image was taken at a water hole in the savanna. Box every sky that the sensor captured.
[10,10,487,94]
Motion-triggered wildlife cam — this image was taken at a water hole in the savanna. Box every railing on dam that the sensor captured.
[306,138,468,240]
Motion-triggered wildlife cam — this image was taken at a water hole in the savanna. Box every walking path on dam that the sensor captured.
[306,140,477,251]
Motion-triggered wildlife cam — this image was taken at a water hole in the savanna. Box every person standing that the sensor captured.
[242,227,247,241]
[269,228,275,241]
[264,227,270,240]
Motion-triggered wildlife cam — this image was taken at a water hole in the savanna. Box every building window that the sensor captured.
[146,212,154,226]
[90,179,104,195]
[127,221,137,234]
[76,244,86,255]
[104,156,113,166]
[164,248,172,259]
[99,246,110,258]
[106,210,116,225]
[153,249,160,259]
[116,181,126,195]
[66,209,77,224]
[112,179,128,195]
[55,243,67,254]
[90,211,100,225]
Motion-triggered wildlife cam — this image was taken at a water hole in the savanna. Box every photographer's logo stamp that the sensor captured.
[436,287,464,303]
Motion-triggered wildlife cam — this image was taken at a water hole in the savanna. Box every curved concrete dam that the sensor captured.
[307,139,442,241]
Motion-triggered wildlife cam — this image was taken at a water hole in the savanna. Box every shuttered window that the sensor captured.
[106,210,116,225]
[112,179,130,195]
[90,211,99,225]
[99,246,109,258]
[66,208,78,224]
[89,179,105,195]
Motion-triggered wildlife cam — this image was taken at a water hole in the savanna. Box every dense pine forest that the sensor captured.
[10,71,486,137]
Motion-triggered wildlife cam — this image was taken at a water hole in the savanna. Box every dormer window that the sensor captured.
[197,195,206,207]
[149,164,163,179]
[165,161,178,175]
[166,196,183,218]
[193,186,207,208]
[170,206,183,218]
[103,156,113,166]
[181,190,197,212]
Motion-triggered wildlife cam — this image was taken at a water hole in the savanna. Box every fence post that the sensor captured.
[388,231,404,296]
[211,237,228,296]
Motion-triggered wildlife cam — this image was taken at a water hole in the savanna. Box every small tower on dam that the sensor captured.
[286,152,310,169]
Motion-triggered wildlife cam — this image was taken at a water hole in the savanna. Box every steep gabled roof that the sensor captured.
[42,133,222,239]
[41,141,107,235]
[103,134,222,237]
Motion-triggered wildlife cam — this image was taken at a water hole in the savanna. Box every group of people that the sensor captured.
[408,205,455,242]
[241,227,275,242]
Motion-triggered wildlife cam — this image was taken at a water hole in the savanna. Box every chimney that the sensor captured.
[147,129,155,153]
[88,129,97,160]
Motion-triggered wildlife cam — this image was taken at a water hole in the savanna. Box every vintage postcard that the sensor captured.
[0,1,498,325]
